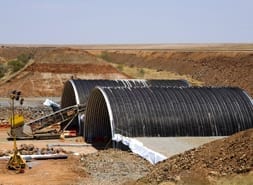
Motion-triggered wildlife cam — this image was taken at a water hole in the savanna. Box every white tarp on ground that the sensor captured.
[112,134,167,165]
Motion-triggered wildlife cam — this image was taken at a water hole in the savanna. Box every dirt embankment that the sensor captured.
[0,46,252,97]
[26,63,120,74]
[0,47,128,97]
[101,51,253,97]
[135,128,253,185]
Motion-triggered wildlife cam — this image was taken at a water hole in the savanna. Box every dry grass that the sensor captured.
[110,63,204,86]
[215,172,253,185]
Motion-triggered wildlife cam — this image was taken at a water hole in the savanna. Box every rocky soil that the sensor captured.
[78,149,153,185]
[135,128,253,185]
[0,105,53,128]
[0,143,67,156]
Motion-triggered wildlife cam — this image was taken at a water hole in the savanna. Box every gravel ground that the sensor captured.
[78,149,153,185]
[0,99,54,127]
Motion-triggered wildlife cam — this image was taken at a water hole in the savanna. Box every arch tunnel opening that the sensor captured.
[85,88,112,143]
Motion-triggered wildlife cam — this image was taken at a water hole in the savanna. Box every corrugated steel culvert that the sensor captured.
[84,87,253,141]
[60,79,190,134]
[61,79,190,107]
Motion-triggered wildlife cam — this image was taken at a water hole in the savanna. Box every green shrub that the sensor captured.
[100,51,111,62]
[0,64,6,78]
[139,68,145,77]
[17,53,33,63]
[117,64,124,71]
[8,60,25,72]
[7,53,31,73]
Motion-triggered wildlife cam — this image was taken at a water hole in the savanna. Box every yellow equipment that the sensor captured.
[7,139,26,172]
[7,90,26,173]
[9,114,25,128]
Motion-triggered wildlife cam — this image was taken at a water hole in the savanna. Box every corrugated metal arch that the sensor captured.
[61,79,190,108]
[60,79,190,134]
[84,87,253,141]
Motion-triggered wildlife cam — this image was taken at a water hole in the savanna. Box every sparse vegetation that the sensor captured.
[116,64,124,71]
[0,53,33,78]
[8,59,27,73]
[0,64,6,78]
[17,53,33,63]
[109,62,204,85]
[216,174,253,185]
[99,51,111,62]
[139,68,145,77]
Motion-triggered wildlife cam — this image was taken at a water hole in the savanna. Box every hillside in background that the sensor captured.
[0,44,252,97]
[0,46,128,97]
[91,49,253,97]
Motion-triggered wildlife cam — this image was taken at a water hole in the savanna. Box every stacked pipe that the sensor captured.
[85,87,253,141]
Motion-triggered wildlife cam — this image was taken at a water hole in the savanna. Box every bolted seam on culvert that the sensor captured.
[84,86,253,141]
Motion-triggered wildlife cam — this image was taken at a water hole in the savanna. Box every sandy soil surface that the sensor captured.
[0,128,152,185]
[0,127,95,185]
[0,128,252,185]
[0,155,86,185]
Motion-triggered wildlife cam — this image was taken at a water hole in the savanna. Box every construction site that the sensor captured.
[0,45,252,185]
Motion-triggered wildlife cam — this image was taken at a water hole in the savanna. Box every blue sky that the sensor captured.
[0,0,252,44]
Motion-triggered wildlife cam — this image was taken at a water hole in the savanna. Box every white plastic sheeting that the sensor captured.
[112,134,167,165]
[43,99,60,111]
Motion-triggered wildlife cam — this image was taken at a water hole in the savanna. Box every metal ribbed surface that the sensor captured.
[60,79,189,134]
[85,87,253,140]
[61,79,190,108]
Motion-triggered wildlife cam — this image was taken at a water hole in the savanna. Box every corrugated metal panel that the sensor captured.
[85,87,253,141]
[61,79,190,108]
[60,79,190,134]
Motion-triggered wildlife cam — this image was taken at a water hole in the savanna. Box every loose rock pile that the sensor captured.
[0,106,53,128]
[80,149,153,185]
[136,128,253,185]
[0,144,66,156]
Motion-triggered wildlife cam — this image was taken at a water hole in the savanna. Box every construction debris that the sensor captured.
[0,144,67,157]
